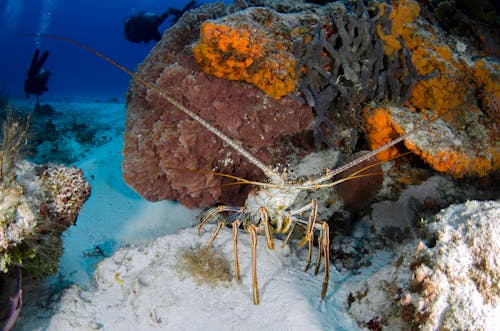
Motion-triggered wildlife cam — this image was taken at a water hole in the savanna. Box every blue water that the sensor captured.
[0,0,211,100]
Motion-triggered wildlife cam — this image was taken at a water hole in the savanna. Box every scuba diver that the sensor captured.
[24,48,50,99]
[124,0,200,44]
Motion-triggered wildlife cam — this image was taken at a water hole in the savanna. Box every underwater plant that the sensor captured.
[176,244,232,287]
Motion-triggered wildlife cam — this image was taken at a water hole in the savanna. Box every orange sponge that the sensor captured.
[376,0,420,55]
[364,108,403,162]
[193,21,297,99]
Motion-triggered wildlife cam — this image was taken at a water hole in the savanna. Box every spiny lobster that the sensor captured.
[37,35,432,305]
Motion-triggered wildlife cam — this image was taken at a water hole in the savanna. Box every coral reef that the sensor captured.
[28,102,115,164]
[123,3,314,208]
[433,0,499,56]
[125,0,498,210]
[0,159,90,276]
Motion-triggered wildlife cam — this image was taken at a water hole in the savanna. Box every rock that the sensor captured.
[336,151,384,213]
[346,200,500,330]
[364,106,500,177]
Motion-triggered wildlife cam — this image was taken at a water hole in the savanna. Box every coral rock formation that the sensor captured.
[348,200,500,330]
[124,0,499,209]
[365,0,500,177]
[365,106,500,177]
[0,161,90,276]
[123,3,314,208]
[40,164,92,227]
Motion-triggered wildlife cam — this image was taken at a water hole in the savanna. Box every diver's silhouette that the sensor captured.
[124,0,200,43]
[24,49,50,99]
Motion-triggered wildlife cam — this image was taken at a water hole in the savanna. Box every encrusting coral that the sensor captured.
[365,106,500,178]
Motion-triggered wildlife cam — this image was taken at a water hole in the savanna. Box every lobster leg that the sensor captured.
[281,222,297,248]
[197,205,242,236]
[259,207,274,250]
[320,221,330,300]
[232,219,241,283]
[304,227,315,272]
[205,220,225,249]
[295,200,318,271]
[248,224,260,305]
[296,199,318,247]
[314,230,323,276]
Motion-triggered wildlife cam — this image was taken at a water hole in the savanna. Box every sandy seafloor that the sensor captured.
[8,99,499,330]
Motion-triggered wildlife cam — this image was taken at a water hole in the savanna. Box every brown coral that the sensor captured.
[123,5,314,208]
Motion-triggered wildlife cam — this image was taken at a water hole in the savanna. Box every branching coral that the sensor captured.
[296,0,421,149]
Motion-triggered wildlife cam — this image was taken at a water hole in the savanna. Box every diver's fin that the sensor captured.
[166,7,182,20]
[182,0,199,13]
[27,49,41,76]
[157,10,172,25]
[37,51,50,68]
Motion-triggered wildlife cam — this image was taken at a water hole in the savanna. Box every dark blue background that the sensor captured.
[0,0,211,100]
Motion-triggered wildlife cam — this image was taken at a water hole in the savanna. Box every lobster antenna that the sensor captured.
[23,34,277,178]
